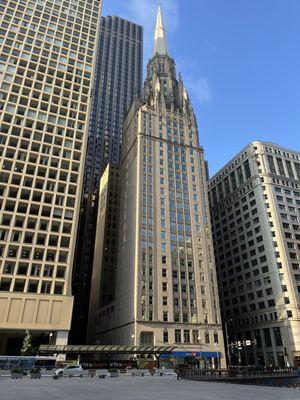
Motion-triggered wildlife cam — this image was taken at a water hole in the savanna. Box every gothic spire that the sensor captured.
[153,4,168,56]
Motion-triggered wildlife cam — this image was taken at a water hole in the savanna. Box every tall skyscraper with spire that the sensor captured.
[95,6,225,366]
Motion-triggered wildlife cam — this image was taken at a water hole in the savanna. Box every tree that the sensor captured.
[21,330,32,356]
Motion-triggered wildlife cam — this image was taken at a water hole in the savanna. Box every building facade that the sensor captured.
[71,16,143,343]
[0,0,102,354]
[95,7,225,367]
[87,164,120,342]
[208,141,300,367]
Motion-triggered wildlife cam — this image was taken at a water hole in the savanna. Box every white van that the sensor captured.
[54,365,86,378]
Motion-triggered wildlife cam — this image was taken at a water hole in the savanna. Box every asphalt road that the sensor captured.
[0,375,299,400]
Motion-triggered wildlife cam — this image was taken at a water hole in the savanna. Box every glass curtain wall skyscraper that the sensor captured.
[0,0,102,354]
[71,16,143,343]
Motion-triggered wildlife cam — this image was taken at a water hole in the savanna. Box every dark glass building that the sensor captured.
[71,16,143,343]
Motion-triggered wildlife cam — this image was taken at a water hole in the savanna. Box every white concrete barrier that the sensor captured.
[96,369,109,378]
[130,369,150,377]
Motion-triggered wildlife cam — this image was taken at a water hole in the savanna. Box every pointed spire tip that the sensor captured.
[153,4,168,56]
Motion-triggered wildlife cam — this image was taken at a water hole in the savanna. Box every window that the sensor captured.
[14,279,25,292]
[54,282,64,294]
[41,281,51,294]
[277,158,285,176]
[205,332,210,344]
[163,331,168,343]
[28,280,38,293]
[214,333,219,344]
[192,330,198,343]
[184,330,190,343]
[56,267,66,278]
[0,278,11,291]
[273,327,283,346]
[3,262,14,274]
[237,166,244,185]
[243,160,251,178]
[175,329,181,343]
[267,155,276,174]
[263,328,272,347]
[17,264,28,275]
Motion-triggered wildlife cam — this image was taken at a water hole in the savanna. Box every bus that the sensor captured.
[0,356,56,371]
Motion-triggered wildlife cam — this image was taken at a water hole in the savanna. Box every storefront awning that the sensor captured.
[39,344,177,355]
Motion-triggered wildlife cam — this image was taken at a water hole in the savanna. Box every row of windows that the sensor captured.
[268,155,300,180]
[265,145,300,160]
[210,160,251,201]
[210,181,255,216]
[2,1,97,38]
[0,228,70,243]
[172,330,219,345]
[0,245,68,263]
[1,261,66,278]
[0,175,77,197]
[0,129,83,155]
[0,201,74,218]
[101,16,143,41]
[0,164,78,186]
[0,277,65,294]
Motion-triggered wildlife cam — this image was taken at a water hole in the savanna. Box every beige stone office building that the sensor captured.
[208,141,300,367]
[0,0,102,353]
[95,7,225,367]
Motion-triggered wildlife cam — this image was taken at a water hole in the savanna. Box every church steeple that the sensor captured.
[153,4,168,56]
[144,4,196,122]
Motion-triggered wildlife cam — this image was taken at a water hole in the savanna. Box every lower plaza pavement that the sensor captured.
[0,376,299,400]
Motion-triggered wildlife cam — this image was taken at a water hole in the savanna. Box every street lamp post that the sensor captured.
[224,319,233,367]
[131,334,136,362]
[281,333,289,368]
[197,336,202,369]
[214,343,220,369]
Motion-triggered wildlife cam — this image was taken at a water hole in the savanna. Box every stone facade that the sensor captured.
[95,6,225,367]
[208,141,300,367]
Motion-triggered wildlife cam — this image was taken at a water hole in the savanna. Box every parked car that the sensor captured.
[54,365,86,378]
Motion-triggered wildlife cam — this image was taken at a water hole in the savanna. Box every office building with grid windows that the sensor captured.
[0,0,102,353]
[208,141,300,367]
[95,6,225,367]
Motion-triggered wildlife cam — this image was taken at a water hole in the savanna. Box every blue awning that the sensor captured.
[160,351,221,359]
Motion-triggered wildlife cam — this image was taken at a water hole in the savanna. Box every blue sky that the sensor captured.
[102,0,300,175]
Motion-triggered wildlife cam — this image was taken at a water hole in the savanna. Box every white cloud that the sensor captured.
[114,0,180,60]
[187,76,212,104]
[109,1,212,105]
[176,57,213,105]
